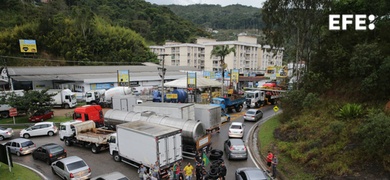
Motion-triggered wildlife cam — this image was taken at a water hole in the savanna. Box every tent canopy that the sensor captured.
[164,76,222,88]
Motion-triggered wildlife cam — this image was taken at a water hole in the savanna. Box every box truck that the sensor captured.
[108,121,182,177]
[194,104,222,134]
[133,102,195,120]
[47,89,77,109]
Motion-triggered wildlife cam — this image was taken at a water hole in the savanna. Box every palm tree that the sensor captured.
[210,45,236,97]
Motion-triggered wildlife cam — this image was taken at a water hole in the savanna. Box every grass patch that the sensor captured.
[258,115,316,180]
[0,163,42,180]
[0,115,72,129]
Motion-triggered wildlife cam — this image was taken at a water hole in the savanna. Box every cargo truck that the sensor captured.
[59,120,115,153]
[108,121,182,177]
[133,102,195,120]
[194,104,222,134]
[211,96,246,113]
[47,89,77,109]
[85,87,132,108]
[244,88,286,108]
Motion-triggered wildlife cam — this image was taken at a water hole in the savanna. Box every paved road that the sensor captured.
[6,105,276,179]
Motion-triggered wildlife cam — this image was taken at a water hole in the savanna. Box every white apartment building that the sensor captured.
[149,34,284,73]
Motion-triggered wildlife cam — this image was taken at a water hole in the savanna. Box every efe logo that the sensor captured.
[329,14,375,30]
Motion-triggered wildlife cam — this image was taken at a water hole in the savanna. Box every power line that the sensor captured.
[0,55,151,65]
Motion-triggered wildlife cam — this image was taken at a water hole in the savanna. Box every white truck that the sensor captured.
[47,89,77,109]
[194,104,222,134]
[245,88,285,108]
[85,87,132,108]
[108,121,182,177]
[59,120,115,153]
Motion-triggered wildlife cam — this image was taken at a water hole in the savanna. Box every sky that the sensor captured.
[145,0,266,8]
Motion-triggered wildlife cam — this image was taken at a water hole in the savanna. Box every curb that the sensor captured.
[15,162,49,180]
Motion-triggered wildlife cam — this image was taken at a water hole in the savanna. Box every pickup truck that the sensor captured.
[211,96,246,113]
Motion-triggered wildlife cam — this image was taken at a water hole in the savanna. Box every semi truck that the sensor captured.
[73,105,104,126]
[59,120,115,153]
[85,87,132,108]
[245,88,286,108]
[103,109,211,158]
[47,89,77,109]
[210,96,246,113]
[108,121,182,177]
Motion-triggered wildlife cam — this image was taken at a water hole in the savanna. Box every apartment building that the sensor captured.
[149,34,284,73]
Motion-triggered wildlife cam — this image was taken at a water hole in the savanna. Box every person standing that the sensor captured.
[266,151,274,173]
[194,151,203,166]
[218,162,227,180]
[195,162,205,180]
[271,155,278,178]
[183,162,194,180]
[175,162,182,179]
[168,167,174,180]
[138,164,147,180]
[152,161,160,179]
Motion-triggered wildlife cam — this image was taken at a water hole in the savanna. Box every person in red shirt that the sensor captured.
[266,151,274,173]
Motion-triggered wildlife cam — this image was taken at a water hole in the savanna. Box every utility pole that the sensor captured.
[158,54,169,103]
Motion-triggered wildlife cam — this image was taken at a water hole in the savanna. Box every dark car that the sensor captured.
[224,139,248,160]
[235,167,268,180]
[32,143,67,165]
[29,110,54,122]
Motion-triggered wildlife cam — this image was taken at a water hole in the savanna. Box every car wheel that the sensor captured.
[1,112,9,118]
[51,167,55,174]
[23,133,30,139]
[32,154,37,160]
[48,131,54,136]
[0,135,4,141]
[113,152,121,162]
[91,144,100,154]
[46,158,51,165]
[227,153,231,160]
[64,104,70,109]
[16,151,21,156]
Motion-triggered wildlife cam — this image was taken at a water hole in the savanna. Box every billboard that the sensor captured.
[19,39,37,53]
[187,72,197,89]
[117,70,130,86]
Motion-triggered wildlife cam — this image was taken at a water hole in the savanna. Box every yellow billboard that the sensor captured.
[19,39,37,53]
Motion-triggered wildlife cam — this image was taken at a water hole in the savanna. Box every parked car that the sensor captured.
[91,171,129,180]
[224,139,248,160]
[51,156,91,180]
[235,167,268,180]
[3,138,36,156]
[0,126,14,140]
[29,110,54,122]
[243,109,263,121]
[228,122,245,139]
[20,122,58,138]
[32,143,67,165]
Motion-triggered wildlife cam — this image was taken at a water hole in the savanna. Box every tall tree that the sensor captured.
[210,45,236,96]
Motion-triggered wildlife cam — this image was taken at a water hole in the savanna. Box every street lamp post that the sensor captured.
[158,54,169,103]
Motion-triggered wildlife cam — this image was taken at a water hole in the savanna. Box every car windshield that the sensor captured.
[67,160,87,171]
[86,93,92,98]
[246,111,255,115]
[211,99,221,104]
[21,141,34,147]
[49,146,64,154]
[230,125,242,129]
[246,93,254,98]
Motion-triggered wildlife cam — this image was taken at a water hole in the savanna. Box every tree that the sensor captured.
[6,89,54,116]
[210,45,236,96]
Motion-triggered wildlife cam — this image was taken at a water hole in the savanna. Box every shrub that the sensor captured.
[302,93,320,110]
[336,103,364,120]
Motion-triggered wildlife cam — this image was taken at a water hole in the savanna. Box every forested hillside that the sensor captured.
[0,0,210,66]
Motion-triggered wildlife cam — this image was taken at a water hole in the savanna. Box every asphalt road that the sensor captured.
[6,105,276,180]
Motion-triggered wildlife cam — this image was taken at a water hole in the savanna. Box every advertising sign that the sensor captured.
[232,69,239,83]
[203,71,210,79]
[187,72,197,89]
[117,70,130,86]
[19,39,37,53]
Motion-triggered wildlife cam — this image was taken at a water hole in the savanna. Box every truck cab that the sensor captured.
[73,105,104,126]
[245,90,265,108]
[85,90,105,105]
[59,120,82,141]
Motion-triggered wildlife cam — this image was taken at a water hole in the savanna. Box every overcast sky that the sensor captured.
[145,0,266,8]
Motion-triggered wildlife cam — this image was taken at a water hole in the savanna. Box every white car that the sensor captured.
[0,126,14,140]
[228,122,245,139]
[20,122,58,138]
[51,156,91,180]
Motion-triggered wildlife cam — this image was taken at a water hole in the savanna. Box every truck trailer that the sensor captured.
[108,121,182,178]
[133,102,195,120]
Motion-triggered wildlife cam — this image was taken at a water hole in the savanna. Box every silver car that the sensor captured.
[235,167,268,180]
[0,126,14,140]
[224,139,248,160]
[51,156,91,180]
[3,138,36,156]
[91,171,129,180]
[243,109,263,121]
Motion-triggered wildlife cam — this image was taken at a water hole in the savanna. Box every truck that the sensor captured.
[210,95,246,113]
[73,105,104,126]
[112,95,143,112]
[85,87,132,108]
[108,121,182,177]
[47,89,77,109]
[59,120,115,153]
[103,109,212,158]
[133,102,195,120]
[194,104,222,134]
[244,88,286,108]
[0,90,24,118]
